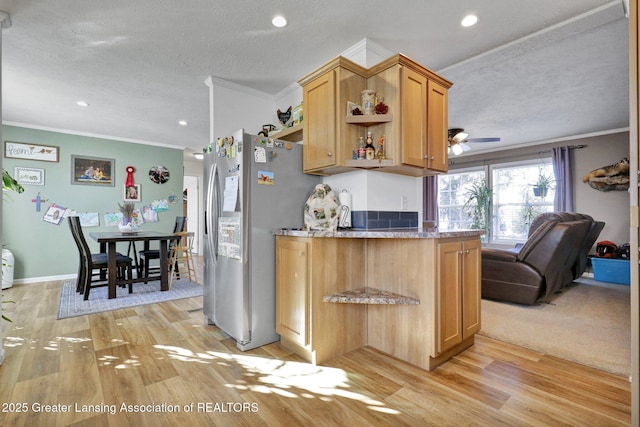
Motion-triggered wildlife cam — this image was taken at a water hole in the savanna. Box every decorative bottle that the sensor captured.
[357,137,366,160]
[365,132,375,160]
[376,134,386,159]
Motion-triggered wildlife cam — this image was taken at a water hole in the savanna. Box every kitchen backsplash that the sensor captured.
[351,211,418,229]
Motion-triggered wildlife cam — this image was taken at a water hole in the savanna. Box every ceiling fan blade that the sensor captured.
[460,142,471,152]
[465,137,501,143]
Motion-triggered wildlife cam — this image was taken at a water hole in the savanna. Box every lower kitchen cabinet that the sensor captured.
[275,232,482,371]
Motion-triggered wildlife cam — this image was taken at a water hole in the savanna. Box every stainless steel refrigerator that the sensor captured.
[203,129,320,350]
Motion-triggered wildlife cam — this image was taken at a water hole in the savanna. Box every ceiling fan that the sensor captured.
[448,128,501,155]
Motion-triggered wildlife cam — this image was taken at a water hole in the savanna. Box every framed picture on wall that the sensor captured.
[71,155,115,186]
[124,184,141,202]
[4,141,59,162]
[14,166,45,186]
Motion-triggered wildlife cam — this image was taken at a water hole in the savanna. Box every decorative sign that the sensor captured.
[15,167,45,186]
[5,141,59,162]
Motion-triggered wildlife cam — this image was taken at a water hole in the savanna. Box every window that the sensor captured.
[437,159,555,243]
[437,168,485,231]
[491,161,555,243]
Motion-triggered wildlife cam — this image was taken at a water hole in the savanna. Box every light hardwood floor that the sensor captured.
[0,270,631,426]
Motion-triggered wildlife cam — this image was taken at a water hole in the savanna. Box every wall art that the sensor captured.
[71,155,115,186]
[4,141,59,162]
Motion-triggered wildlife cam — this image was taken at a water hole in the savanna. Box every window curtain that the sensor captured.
[552,146,574,212]
[424,176,438,223]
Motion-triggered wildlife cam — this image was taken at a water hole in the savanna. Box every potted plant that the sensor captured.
[118,202,136,232]
[533,170,554,198]
[464,178,492,240]
[2,169,24,322]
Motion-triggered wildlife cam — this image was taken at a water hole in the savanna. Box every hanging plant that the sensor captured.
[532,170,554,198]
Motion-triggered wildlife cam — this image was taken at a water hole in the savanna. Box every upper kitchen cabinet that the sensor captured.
[298,56,368,175]
[298,53,452,177]
[367,54,452,175]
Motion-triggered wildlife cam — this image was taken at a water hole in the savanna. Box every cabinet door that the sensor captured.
[303,71,337,172]
[400,67,428,168]
[426,80,448,172]
[462,239,481,338]
[436,241,463,354]
[275,238,309,346]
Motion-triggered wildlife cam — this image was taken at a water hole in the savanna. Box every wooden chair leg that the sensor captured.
[127,264,133,294]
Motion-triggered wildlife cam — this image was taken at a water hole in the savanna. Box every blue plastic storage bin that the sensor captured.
[591,257,630,285]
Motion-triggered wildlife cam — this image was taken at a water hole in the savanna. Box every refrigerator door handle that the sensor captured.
[206,162,219,265]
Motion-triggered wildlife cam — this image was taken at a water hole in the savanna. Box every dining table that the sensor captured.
[89,230,179,299]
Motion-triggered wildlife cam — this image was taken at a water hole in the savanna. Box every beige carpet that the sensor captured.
[479,277,630,376]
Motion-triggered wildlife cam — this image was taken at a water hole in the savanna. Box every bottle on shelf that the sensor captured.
[357,137,366,160]
[365,132,375,160]
[376,134,386,159]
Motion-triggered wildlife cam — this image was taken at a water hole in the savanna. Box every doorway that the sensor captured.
[184,175,200,254]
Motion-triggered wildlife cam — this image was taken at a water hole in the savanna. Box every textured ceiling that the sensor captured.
[0,0,629,158]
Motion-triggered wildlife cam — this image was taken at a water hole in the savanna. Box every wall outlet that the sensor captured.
[400,195,408,211]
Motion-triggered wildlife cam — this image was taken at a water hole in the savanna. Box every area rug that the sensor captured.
[479,278,630,376]
[57,278,203,319]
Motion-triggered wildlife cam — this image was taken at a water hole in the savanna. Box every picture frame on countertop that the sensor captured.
[4,141,59,162]
[71,155,115,186]
[14,166,45,186]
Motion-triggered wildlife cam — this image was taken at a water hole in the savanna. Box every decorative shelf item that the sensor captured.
[323,287,420,305]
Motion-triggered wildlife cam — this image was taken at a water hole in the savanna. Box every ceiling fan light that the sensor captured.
[454,131,468,142]
[451,143,464,155]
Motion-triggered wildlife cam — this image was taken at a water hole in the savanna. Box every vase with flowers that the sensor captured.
[118,202,137,232]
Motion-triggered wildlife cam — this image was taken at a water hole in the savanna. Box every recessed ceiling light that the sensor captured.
[76,101,89,107]
[272,15,287,28]
[461,14,478,27]
[178,120,188,126]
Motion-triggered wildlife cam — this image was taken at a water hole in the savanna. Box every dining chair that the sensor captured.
[68,216,134,300]
[138,216,186,281]
[168,231,198,287]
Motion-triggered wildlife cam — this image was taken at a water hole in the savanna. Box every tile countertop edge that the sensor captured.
[272,228,485,239]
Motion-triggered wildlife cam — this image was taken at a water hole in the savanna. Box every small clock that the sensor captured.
[149,165,170,184]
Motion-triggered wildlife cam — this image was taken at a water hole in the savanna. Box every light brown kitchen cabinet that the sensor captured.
[275,233,482,371]
[436,239,481,355]
[275,237,309,347]
[367,54,452,175]
[298,57,368,175]
[275,236,367,364]
[298,53,452,176]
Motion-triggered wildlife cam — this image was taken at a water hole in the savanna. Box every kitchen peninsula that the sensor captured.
[274,228,483,371]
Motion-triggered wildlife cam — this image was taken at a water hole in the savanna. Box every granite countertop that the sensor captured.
[273,227,484,239]
[323,287,420,305]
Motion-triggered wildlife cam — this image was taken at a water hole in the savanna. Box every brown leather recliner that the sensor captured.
[526,212,605,278]
[482,219,592,305]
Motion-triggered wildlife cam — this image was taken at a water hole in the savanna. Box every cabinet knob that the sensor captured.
[465,249,470,254]
[327,152,333,157]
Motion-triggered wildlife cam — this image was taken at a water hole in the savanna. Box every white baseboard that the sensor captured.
[12,274,76,285]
